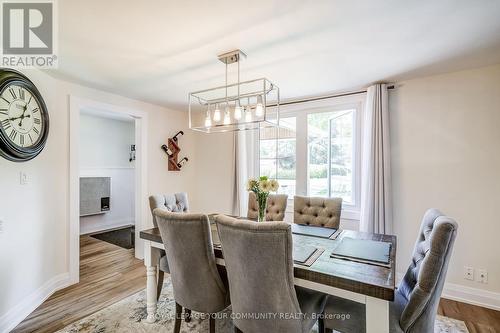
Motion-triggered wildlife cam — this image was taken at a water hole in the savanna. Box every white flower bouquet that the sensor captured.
[247,176,279,222]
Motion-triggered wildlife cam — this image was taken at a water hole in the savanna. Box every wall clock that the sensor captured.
[0,68,49,162]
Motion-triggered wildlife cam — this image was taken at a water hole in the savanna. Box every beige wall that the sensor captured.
[0,69,196,329]
[390,64,500,294]
[191,131,234,215]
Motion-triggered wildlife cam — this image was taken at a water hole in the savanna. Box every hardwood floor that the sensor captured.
[13,236,146,333]
[13,236,500,333]
[438,298,500,333]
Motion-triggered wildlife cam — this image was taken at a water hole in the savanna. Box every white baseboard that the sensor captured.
[396,272,500,311]
[0,273,71,333]
[441,282,500,311]
[80,219,134,235]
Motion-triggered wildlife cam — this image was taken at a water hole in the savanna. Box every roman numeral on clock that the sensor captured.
[1,119,11,129]
[34,118,41,125]
[0,109,7,116]
[32,108,39,114]
[20,134,24,146]
[8,88,16,99]
[9,129,17,141]
[33,127,39,135]
[19,89,25,100]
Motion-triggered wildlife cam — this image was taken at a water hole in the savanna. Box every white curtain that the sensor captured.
[360,84,392,234]
[231,130,259,216]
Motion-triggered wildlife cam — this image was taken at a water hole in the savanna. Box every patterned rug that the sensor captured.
[57,277,468,333]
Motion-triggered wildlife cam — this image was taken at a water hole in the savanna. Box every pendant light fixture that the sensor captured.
[204,105,212,127]
[234,100,242,120]
[213,103,221,122]
[189,49,280,133]
[255,95,264,117]
[245,97,252,122]
[223,103,231,125]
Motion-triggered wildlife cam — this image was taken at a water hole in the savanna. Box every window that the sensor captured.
[257,96,362,219]
[259,117,296,196]
[308,110,355,204]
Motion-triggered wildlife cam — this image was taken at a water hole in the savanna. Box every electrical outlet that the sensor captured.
[464,266,474,281]
[477,269,488,283]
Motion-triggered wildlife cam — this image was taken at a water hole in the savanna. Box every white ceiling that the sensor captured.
[48,0,500,110]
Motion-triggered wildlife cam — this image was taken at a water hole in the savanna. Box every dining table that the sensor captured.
[139,215,397,333]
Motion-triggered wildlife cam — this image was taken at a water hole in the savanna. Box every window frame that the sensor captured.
[257,93,365,221]
[257,116,298,197]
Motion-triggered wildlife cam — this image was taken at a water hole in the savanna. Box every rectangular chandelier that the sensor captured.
[189,50,280,133]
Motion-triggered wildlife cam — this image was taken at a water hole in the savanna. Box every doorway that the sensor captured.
[79,112,136,249]
[69,96,148,284]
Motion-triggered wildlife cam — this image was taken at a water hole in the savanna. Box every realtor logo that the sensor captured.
[1,0,57,68]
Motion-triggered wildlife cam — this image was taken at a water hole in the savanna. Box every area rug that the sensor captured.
[57,277,468,333]
[90,226,135,249]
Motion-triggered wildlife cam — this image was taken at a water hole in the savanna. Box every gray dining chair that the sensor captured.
[148,193,189,301]
[154,210,230,333]
[216,214,327,333]
[247,192,288,221]
[323,208,458,333]
[294,195,342,229]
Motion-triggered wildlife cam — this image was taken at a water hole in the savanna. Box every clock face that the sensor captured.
[0,69,49,162]
[0,84,44,148]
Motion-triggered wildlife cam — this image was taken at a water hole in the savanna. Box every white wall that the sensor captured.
[0,69,196,332]
[79,114,136,234]
[79,114,135,169]
[390,64,500,301]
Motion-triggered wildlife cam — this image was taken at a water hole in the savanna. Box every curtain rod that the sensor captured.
[274,85,395,107]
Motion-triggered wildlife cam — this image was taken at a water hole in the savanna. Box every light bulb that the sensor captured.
[245,106,252,122]
[204,114,212,127]
[223,105,231,125]
[213,104,221,122]
[234,100,242,120]
[256,95,264,117]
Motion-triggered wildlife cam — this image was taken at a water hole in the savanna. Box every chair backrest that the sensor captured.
[397,209,458,332]
[149,192,189,227]
[216,214,303,333]
[153,210,228,313]
[247,192,288,221]
[293,195,342,228]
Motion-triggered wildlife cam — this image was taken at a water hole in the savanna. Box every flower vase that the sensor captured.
[257,194,268,222]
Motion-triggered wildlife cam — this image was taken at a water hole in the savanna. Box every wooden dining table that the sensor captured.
[139,216,396,333]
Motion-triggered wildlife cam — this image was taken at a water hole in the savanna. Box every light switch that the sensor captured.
[20,171,29,185]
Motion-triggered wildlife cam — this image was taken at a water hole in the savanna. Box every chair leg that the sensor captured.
[318,315,325,333]
[174,302,182,333]
[156,270,164,301]
[185,308,191,322]
[209,316,215,333]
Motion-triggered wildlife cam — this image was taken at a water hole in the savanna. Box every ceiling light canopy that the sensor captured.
[189,50,280,133]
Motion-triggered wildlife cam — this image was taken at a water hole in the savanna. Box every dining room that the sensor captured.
[2,1,500,333]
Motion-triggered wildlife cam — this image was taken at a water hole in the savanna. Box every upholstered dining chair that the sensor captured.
[154,210,230,333]
[293,195,342,229]
[247,192,288,221]
[323,208,458,333]
[216,214,327,333]
[148,193,189,301]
